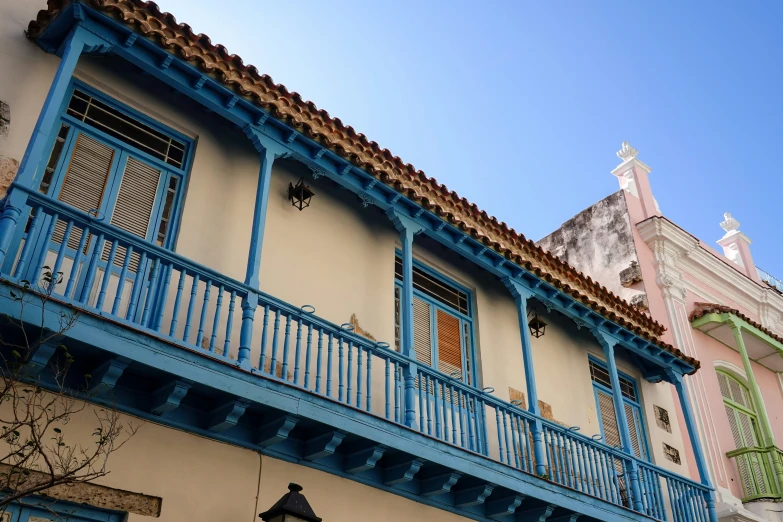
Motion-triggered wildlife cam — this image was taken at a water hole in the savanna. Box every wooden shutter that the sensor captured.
[597,390,622,448]
[53,133,114,249]
[105,157,161,270]
[436,309,463,379]
[625,403,644,458]
[413,297,432,366]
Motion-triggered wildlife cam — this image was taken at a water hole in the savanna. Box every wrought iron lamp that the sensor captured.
[527,309,547,338]
[288,178,314,211]
[259,483,322,522]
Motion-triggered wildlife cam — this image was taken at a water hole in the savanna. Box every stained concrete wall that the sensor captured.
[538,191,646,307]
[0,0,692,518]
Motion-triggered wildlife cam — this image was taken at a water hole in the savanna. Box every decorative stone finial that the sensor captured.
[720,212,740,234]
[616,141,638,162]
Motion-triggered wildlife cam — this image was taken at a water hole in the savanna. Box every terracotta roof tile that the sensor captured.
[27,0,701,372]
[690,302,783,347]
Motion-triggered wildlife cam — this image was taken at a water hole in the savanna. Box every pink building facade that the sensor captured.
[540,143,783,522]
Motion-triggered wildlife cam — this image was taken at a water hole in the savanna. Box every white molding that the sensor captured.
[714,360,748,382]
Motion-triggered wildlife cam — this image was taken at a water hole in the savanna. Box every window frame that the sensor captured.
[394,252,477,385]
[717,369,762,448]
[34,79,193,252]
[588,355,652,461]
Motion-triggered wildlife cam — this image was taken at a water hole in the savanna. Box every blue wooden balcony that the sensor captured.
[0,187,712,522]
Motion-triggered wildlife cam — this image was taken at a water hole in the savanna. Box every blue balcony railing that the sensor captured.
[758,267,783,293]
[0,186,712,522]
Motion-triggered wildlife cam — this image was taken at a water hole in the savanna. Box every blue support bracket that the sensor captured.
[303,431,345,460]
[149,379,191,415]
[21,339,59,377]
[344,444,387,474]
[87,356,131,396]
[420,472,461,496]
[207,399,249,432]
[485,493,525,519]
[256,414,299,448]
[383,457,424,486]
[517,505,556,522]
[454,484,495,507]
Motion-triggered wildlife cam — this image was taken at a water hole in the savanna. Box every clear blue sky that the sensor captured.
[159,0,782,278]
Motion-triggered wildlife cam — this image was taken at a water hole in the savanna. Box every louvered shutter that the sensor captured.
[597,390,622,448]
[105,157,161,270]
[413,297,432,366]
[436,309,463,379]
[624,403,643,458]
[53,133,114,249]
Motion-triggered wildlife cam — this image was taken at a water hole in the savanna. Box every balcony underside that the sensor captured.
[0,281,648,522]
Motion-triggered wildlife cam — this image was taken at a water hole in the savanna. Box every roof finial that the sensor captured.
[720,212,740,235]
[616,141,638,162]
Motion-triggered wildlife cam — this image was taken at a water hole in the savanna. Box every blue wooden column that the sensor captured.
[594,330,645,512]
[0,26,107,267]
[237,128,285,368]
[668,369,718,522]
[503,278,547,476]
[386,208,423,430]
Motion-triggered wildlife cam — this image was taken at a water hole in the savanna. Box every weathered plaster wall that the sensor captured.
[538,191,646,307]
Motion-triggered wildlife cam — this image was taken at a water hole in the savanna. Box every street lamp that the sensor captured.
[259,483,322,522]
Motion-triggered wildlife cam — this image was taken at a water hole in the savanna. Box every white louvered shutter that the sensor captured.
[105,157,161,270]
[624,403,643,458]
[54,134,114,249]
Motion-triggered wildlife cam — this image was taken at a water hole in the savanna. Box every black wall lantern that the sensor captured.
[259,483,322,522]
[289,178,314,211]
[527,309,547,338]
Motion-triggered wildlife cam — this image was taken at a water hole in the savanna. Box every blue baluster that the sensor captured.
[13,206,43,279]
[126,252,148,322]
[365,349,372,412]
[168,268,186,337]
[259,304,270,371]
[426,376,434,436]
[182,272,199,342]
[304,323,313,389]
[502,410,511,464]
[153,263,173,332]
[587,446,600,498]
[326,333,334,397]
[140,258,161,327]
[417,374,425,431]
[111,245,132,316]
[269,309,281,376]
[449,384,458,446]
[356,344,363,408]
[510,414,521,468]
[209,285,225,352]
[523,418,533,472]
[49,219,73,294]
[293,317,303,385]
[434,379,442,440]
[346,341,353,405]
[575,441,587,493]
[337,337,344,401]
[393,361,400,423]
[315,329,323,393]
[457,390,466,449]
[281,314,292,380]
[95,239,118,310]
[494,406,505,464]
[78,232,104,304]
[384,357,391,419]
[223,291,236,357]
[195,280,212,348]
[441,382,450,444]
[31,211,58,285]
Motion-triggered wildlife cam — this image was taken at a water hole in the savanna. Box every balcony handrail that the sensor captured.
[758,266,783,293]
[2,186,712,519]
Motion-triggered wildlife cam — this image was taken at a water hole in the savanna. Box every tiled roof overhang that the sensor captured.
[27,0,700,372]
[690,302,783,347]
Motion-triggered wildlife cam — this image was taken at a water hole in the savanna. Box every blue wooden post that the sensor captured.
[0,30,87,267]
[386,208,424,430]
[237,130,284,369]
[594,331,645,512]
[503,278,548,476]
[669,369,718,522]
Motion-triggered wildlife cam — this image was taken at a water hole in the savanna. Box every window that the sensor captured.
[394,257,474,384]
[24,83,191,284]
[717,370,771,496]
[589,358,650,461]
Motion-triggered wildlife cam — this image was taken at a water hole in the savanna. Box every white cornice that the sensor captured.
[611,157,652,177]
[637,217,783,334]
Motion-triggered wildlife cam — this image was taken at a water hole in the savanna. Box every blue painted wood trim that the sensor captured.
[0,283,660,522]
[669,369,718,522]
[26,8,695,380]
